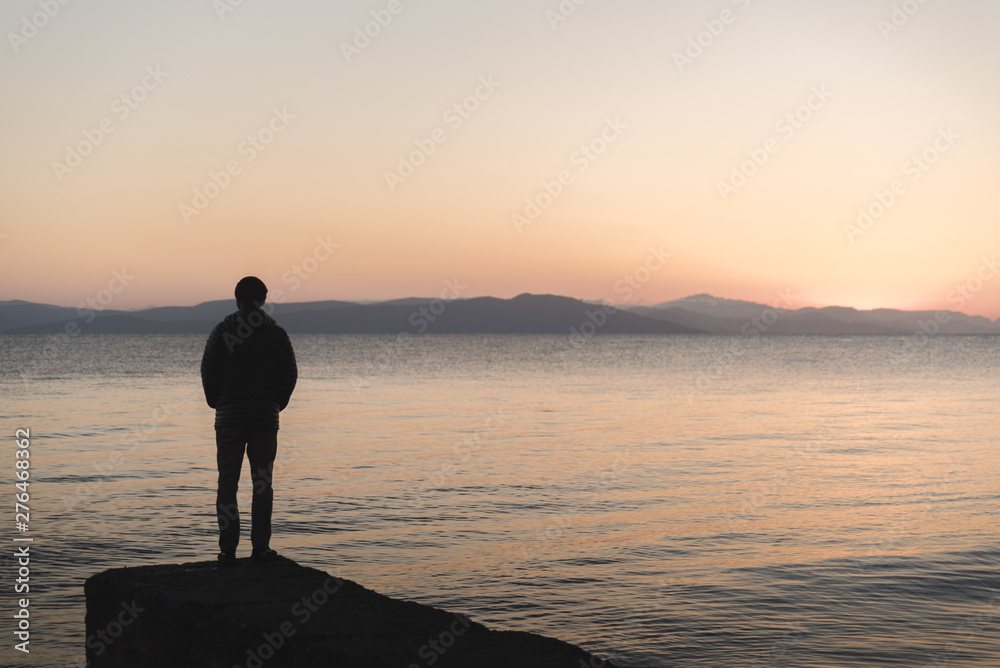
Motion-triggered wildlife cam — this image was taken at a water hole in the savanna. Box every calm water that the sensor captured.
[0,333,998,667]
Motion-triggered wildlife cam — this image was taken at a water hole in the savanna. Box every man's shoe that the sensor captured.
[218,551,237,567]
[251,548,279,563]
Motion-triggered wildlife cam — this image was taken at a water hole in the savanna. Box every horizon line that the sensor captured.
[1,293,996,322]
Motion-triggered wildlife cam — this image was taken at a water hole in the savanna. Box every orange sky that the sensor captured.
[2,0,999,317]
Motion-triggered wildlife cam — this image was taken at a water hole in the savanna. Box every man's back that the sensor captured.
[201,307,297,431]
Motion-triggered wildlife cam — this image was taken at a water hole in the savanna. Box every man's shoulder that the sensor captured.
[269,322,292,342]
[208,318,230,336]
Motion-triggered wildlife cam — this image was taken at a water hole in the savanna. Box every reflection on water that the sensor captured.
[0,334,998,667]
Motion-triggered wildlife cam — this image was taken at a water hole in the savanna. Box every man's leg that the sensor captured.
[246,429,278,553]
[216,428,247,555]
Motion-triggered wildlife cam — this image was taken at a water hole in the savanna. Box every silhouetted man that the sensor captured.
[200,276,297,565]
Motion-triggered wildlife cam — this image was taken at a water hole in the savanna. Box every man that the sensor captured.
[200,276,297,565]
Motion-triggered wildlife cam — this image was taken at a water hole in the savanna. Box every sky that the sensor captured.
[1,0,999,316]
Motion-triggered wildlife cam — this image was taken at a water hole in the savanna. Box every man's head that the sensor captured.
[235,276,267,309]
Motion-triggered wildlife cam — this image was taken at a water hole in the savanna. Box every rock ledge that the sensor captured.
[85,556,617,668]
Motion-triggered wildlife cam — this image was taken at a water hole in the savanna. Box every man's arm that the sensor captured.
[275,329,297,411]
[200,325,225,408]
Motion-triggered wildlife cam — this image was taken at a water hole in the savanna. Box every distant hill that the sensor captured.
[0,294,698,335]
[3,294,998,336]
[650,293,779,320]
[0,300,86,332]
[625,295,1000,335]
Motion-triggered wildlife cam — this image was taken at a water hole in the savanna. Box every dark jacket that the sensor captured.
[200,307,297,430]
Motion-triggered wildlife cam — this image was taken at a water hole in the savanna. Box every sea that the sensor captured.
[0,333,997,667]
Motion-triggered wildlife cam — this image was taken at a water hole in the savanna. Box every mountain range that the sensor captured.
[1,293,997,335]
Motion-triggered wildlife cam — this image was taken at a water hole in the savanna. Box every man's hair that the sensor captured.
[235,276,267,306]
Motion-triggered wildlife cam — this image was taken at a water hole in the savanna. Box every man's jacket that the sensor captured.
[200,307,297,430]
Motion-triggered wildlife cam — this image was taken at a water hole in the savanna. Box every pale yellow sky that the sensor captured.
[1,0,999,316]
